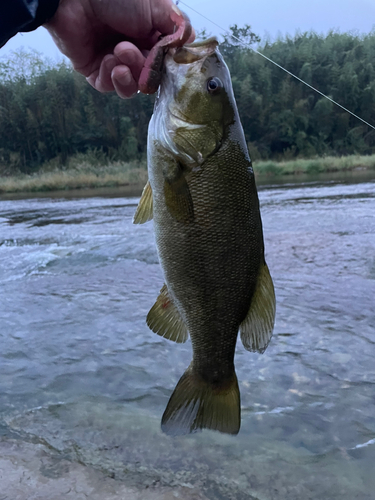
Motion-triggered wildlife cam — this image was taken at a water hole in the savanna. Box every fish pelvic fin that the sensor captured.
[147,284,189,343]
[161,366,240,436]
[240,262,276,354]
[133,180,153,224]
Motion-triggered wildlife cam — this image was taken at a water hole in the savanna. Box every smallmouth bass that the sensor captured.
[134,37,276,435]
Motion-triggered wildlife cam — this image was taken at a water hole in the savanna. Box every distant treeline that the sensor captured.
[1,27,375,173]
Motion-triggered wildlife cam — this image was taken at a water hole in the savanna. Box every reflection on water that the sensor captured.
[0,178,375,499]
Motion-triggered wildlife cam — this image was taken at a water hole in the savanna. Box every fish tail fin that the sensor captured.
[161,366,240,436]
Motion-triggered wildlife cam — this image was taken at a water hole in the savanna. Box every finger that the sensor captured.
[95,54,117,92]
[86,70,99,89]
[111,65,138,99]
[85,54,117,92]
[114,42,145,82]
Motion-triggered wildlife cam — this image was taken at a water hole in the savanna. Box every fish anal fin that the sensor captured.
[133,180,153,224]
[240,262,276,354]
[147,284,188,343]
[161,366,240,436]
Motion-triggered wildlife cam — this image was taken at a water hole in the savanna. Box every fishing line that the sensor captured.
[178,0,375,131]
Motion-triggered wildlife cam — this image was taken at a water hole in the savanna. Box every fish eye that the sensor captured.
[207,77,222,94]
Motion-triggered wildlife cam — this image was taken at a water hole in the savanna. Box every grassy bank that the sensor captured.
[0,160,148,194]
[254,154,375,176]
[1,154,375,195]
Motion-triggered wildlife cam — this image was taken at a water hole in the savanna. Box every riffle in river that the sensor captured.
[0,177,374,499]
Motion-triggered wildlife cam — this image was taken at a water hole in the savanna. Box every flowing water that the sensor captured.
[0,177,374,499]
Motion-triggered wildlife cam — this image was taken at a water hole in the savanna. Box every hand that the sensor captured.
[45,0,193,98]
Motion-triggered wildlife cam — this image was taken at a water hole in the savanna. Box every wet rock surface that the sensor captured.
[0,438,210,500]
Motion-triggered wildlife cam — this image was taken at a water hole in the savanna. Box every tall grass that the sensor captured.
[253,154,375,177]
[0,158,148,193]
[1,154,375,194]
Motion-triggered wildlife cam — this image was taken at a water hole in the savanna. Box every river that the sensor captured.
[0,177,374,499]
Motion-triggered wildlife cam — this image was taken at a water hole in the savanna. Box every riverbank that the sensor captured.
[0,154,375,195]
[0,161,148,194]
[254,154,375,176]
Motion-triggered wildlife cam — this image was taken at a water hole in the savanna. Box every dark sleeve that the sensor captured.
[0,0,60,48]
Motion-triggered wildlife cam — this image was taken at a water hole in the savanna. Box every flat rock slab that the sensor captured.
[0,438,208,500]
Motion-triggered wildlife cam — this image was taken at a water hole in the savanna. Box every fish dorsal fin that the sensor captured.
[147,284,189,343]
[240,262,276,354]
[133,180,153,224]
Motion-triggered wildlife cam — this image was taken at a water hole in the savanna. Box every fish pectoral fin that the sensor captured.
[147,284,189,343]
[163,166,194,223]
[133,180,153,224]
[240,262,276,354]
[161,366,240,436]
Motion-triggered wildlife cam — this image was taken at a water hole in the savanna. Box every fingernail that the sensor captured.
[86,75,96,87]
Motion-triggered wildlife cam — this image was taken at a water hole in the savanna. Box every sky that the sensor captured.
[1,0,375,61]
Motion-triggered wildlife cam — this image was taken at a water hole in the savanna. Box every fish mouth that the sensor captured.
[184,36,219,49]
[173,37,219,64]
